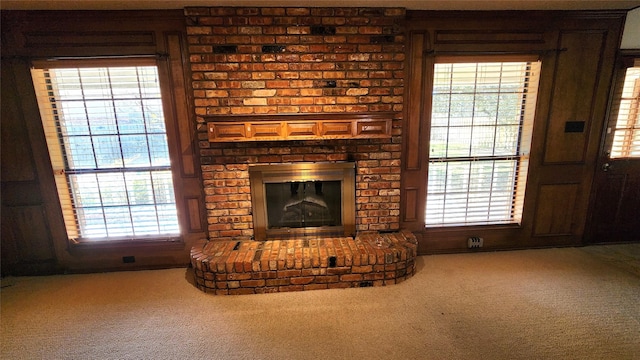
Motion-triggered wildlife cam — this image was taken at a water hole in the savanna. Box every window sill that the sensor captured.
[68,236,185,253]
[424,223,523,233]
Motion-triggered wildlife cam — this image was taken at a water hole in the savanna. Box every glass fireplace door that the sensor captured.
[249,162,355,240]
[265,180,342,229]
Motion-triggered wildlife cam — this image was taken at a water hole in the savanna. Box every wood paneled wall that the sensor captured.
[402,11,625,253]
[0,9,628,274]
[1,11,207,274]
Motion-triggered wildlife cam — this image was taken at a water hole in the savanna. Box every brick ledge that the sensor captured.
[191,230,418,295]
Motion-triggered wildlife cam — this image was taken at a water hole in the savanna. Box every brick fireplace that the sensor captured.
[186,6,405,238]
[185,6,414,294]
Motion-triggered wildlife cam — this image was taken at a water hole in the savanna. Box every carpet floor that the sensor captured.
[2,243,639,359]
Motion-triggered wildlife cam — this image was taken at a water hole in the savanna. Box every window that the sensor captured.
[609,61,640,158]
[426,60,541,226]
[31,62,180,242]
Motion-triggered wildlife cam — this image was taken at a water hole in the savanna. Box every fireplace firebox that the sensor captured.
[249,162,356,241]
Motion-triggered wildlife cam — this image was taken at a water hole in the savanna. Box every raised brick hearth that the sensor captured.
[191,230,417,295]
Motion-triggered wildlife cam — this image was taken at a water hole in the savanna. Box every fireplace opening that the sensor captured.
[249,162,356,241]
[266,180,341,228]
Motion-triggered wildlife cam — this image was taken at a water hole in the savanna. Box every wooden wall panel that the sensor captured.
[1,11,183,59]
[1,62,37,182]
[533,184,579,236]
[23,31,156,48]
[589,174,625,236]
[588,173,640,243]
[434,30,545,45]
[543,31,607,164]
[186,197,204,233]
[167,33,197,178]
[403,188,418,222]
[1,57,58,275]
[1,205,57,275]
[4,206,55,261]
[403,11,625,253]
[614,174,640,238]
[1,10,207,274]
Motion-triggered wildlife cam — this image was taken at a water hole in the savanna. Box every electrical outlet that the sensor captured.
[468,237,483,249]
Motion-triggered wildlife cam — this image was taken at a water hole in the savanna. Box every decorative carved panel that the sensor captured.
[206,113,394,142]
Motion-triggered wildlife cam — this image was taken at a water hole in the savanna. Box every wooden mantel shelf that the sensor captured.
[206,113,394,142]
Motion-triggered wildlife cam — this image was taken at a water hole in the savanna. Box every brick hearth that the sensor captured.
[191,230,417,295]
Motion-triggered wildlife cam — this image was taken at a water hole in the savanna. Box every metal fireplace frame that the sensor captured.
[249,162,356,241]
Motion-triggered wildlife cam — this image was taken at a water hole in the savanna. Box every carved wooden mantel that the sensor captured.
[206,112,394,142]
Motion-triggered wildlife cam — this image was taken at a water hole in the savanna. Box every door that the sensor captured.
[587,55,640,243]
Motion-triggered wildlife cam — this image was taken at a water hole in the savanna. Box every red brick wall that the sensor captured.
[184,7,405,240]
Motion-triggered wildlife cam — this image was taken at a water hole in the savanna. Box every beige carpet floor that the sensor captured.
[2,244,639,360]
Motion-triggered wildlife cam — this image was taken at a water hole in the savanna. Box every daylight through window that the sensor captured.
[32,64,180,241]
[426,61,540,226]
[609,64,640,158]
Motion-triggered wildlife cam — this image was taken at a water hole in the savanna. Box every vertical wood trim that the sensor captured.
[167,32,197,177]
[404,31,426,171]
[161,30,207,240]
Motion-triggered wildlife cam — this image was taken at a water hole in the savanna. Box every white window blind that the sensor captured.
[31,64,180,241]
[426,61,540,226]
[609,63,640,158]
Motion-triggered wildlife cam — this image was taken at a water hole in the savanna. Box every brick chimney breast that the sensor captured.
[185,7,405,240]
